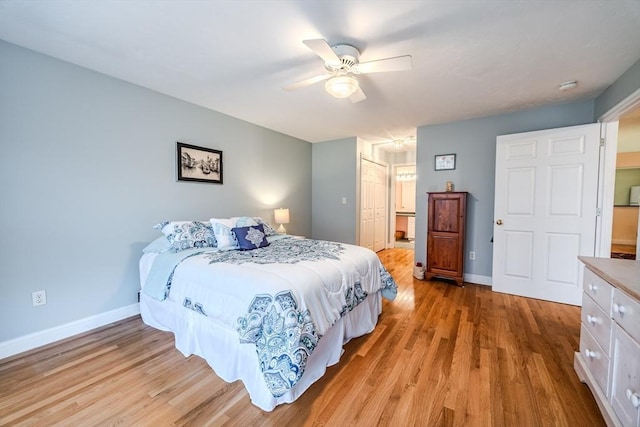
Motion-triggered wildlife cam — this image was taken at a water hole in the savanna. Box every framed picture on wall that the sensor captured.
[435,153,456,171]
[177,142,223,184]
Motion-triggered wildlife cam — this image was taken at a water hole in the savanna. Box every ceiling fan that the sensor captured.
[284,39,412,103]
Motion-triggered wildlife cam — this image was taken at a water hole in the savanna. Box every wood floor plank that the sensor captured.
[0,248,606,426]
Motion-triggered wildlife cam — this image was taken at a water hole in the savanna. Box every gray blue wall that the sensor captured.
[414,100,595,280]
[311,137,357,244]
[594,59,640,119]
[0,41,311,342]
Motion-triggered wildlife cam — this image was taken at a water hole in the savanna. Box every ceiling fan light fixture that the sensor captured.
[325,75,359,98]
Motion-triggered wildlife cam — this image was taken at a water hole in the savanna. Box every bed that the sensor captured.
[139,218,397,411]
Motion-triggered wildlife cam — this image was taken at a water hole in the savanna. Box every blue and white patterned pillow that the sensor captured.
[210,218,241,250]
[231,216,259,228]
[253,217,277,236]
[233,224,269,250]
[154,221,217,252]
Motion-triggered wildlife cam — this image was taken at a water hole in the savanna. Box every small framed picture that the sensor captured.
[177,142,223,184]
[435,154,456,171]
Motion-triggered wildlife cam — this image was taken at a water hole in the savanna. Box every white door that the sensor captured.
[492,123,601,305]
[360,159,375,250]
[374,163,387,252]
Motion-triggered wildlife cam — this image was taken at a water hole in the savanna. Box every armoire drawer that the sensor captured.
[579,324,610,397]
[581,293,612,356]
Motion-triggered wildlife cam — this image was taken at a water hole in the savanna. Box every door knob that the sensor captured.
[496,219,503,225]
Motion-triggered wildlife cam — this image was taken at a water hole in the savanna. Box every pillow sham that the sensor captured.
[253,217,277,236]
[210,218,240,250]
[231,216,259,228]
[154,221,216,252]
[232,224,269,250]
[142,236,172,254]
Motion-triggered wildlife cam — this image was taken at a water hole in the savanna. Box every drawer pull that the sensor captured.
[612,303,626,315]
[586,314,600,325]
[588,283,599,292]
[584,349,599,359]
[626,389,640,408]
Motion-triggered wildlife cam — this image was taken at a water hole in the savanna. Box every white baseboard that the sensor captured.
[0,303,140,360]
[464,273,492,286]
[612,238,636,246]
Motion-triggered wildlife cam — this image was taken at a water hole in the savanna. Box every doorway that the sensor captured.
[394,164,416,249]
[598,89,640,259]
[359,135,418,255]
[610,107,640,260]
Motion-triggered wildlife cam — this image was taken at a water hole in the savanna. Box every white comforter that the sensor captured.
[142,237,397,398]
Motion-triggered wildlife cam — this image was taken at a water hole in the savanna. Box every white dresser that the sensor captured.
[575,257,640,427]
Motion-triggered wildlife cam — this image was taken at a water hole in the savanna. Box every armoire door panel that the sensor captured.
[425,192,467,286]
[428,235,461,272]
[431,199,463,232]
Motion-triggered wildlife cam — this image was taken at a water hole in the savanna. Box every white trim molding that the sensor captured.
[0,303,140,360]
[463,273,492,286]
[598,88,640,122]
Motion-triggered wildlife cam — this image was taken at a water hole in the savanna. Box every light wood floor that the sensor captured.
[0,248,605,426]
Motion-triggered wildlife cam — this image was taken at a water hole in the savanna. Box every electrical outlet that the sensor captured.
[32,290,46,306]
[469,251,476,260]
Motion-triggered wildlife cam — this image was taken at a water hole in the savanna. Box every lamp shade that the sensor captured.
[274,208,289,234]
[325,75,359,98]
[274,208,290,224]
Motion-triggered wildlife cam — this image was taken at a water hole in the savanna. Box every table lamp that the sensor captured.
[274,208,290,234]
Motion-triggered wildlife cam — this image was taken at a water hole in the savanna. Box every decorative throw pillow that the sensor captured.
[253,217,277,236]
[233,224,269,250]
[154,221,217,252]
[210,218,240,250]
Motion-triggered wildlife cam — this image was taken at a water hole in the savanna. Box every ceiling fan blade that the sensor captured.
[349,86,366,103]
[303,39,341,66]
[354,55,412,74]
[284,73,332,92]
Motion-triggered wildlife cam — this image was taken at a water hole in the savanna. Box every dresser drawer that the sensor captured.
[611,325,640,427]
[581,293,612,356]
[583,267,613,313]
[613,289,640,344]
[579,324,611,396]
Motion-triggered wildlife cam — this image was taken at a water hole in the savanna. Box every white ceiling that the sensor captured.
[1,1,639,144]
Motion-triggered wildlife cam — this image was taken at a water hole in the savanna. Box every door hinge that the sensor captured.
[596,208,602,216]
[600,138,605,147]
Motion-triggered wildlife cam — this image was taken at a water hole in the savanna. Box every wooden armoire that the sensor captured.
[425,191,468,286]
